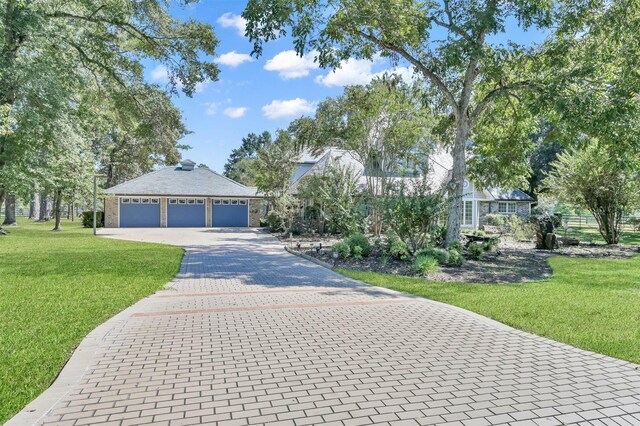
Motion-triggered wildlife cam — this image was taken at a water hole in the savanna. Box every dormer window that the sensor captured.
[180,159,196,171]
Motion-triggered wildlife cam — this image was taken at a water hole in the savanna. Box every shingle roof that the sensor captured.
[488,188,535,201]
[289,149,364,194]
[105,166,259,197]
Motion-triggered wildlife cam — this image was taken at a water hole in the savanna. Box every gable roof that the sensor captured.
[488,188,535,202]
[105,166,258,197]
[289,149,364,194]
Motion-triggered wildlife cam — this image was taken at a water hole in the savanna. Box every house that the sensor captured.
[103,159,262,228]
[428,151,534,229]
[289,148,534,230]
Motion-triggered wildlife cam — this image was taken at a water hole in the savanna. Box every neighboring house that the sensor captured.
[104,159,262,228]
[289,148,534,230]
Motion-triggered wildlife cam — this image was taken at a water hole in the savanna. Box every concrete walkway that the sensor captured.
[10,228,640,426]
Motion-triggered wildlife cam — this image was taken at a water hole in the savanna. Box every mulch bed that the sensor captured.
[286,235,640,284]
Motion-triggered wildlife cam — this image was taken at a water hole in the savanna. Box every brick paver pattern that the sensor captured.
[38,230,640,425]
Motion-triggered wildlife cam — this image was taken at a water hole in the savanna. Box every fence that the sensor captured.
[561,215,640,232]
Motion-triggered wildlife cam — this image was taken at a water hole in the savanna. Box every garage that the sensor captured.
[212,199,248,227]
[119,197,160,227]
[167,198,206,227]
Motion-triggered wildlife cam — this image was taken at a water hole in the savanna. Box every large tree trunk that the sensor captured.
[52,189,62,231]
[445,118,469,247]
[39,193,51,221]
[28,193,38,219]
[3,193,16,225]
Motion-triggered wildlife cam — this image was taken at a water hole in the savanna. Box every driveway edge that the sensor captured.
[284,246,335,269]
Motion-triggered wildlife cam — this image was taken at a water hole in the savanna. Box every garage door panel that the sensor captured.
[212,200,248,227]
[120,201,160,227]
[168,203,206,227]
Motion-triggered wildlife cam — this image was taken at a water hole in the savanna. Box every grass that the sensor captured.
[338,253,640,365]
[0,219,184,423]
[558,227,640,245]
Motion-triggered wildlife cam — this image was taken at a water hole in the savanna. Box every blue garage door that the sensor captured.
[168,198,206,227]
[120,197,160,227]
[212,199,248,227]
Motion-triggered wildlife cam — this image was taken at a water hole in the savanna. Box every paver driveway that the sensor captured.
[12,229,640,426]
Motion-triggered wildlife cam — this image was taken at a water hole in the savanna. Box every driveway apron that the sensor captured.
[11,228,640,426]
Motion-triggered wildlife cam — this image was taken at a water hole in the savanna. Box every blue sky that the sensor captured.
[148,1,546,173]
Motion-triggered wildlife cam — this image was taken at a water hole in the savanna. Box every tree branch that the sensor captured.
[470,81,533,123]
[352,29,458,112]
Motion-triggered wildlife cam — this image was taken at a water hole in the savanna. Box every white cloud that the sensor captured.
[215,51,254,68]
[204,102,220,116]
[264,50,319,79]
[216,13,247,37]
[315,57,416,87]
[262,98,317,120]
[150,64,169,82]
[224,107,248,119]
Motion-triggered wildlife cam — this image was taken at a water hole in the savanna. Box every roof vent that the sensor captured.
[180,159,196,171]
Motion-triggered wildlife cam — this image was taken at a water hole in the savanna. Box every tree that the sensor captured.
[297,165,363,235]
[380,180,448,254]
[243,0,558,245]
[0,0,219,207]
[87,87,189,187]
[254,130,297,200]
[544,143,640,244]
[224,132,272,184]
[292,77,431,235]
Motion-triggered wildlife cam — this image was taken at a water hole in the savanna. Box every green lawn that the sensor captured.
[0,219,184,423]
[558,227,640,245]
[338,253,640,365]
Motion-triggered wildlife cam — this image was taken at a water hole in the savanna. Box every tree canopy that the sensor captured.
[242,0,564,245]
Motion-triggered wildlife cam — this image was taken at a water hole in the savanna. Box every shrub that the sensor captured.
[352,245,363,260]
[468,242,484,260]
[332,242,351,258]
[485,214,508,227]
[473,230,486,237]
[415,247,450,265]
[380,255,389,267]
[81,211,104,228]
[389,239,409,260]
[508,215,536,241]
[345,232,372,256]
[448,240,463,254]
[430,225,447,247]
[414,255,439,275]
[483,238,498,252]
[447,249,464,266]
[380,182,447,254]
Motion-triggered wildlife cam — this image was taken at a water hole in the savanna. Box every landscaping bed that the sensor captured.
[288,236,640,283]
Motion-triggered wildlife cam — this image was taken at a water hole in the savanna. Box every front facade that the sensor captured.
[459,180,533,230]
[104,160,262,228]
[289,148,535,230]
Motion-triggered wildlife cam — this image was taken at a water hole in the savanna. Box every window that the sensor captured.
[222,200,230,205]
[150,198,159,204]
[231,200,238,205]
[187,199,195,205]
[213,200,221,205]
[121,198,130,204]
[461,201,473,226]
[178,199,186,205]
[141,198,150,204]
[196,199,204,205]
[169,199,177,204]
[239,200,247,205]
[131,198,140,204]
[498,202,517,214]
